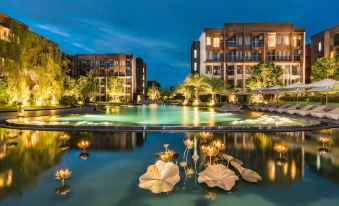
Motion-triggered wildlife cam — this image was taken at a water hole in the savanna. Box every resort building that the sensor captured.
[0,13,61,77]
[306,25,339,82]
[191,23,306,91]
[72,54,146,102]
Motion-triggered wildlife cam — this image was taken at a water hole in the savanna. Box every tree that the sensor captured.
[174,82,194,102]
[311,57,339,82]
[147,84,161,100]
[78,71,98,102]
[204,77,228,103]
[0,79,10,103]
[108,77,124,103]
[184,75,208,102]
[247,61,283,90]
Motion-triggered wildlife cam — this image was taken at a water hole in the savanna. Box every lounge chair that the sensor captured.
[326,112,339,120]
[269,104,290,112]
[296,105,326,116]
[259,104,275,111]
[277,104,300,113]
[311,107,339,118]
[286,105,314,115]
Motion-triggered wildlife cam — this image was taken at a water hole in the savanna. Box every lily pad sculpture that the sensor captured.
[139,160,180,194]
[230,161,262,183]
[198,164,239,191]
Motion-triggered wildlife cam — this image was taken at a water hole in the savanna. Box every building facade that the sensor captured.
[306,25,339,82]
[72,54,146,102]
[191,23,306,91]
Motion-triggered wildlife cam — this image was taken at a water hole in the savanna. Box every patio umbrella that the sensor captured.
[285,88,305,102]
[266,85,283,101]
[306,87,339,110]
[283,82,305,89]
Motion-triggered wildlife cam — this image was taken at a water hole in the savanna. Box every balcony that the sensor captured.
[294,55,301,61]
[227,55,236,61]
[252,41,262,47]
[252,55,261,61]
[227,41,236,47]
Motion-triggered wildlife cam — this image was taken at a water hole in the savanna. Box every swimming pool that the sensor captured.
[5,105,319,130]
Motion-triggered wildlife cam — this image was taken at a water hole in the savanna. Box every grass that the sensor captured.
[0,104,72,112]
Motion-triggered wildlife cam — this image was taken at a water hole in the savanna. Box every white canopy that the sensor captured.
[266,85,283,91]
[283,82,305,89]
[305,79,339,88]
[306,87,339,93]
[285,88,306,93]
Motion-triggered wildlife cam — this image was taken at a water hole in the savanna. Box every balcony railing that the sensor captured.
[227,55,236,61]
[267,56,275,61]
[252,55,261,61]
[294,55,301,61]
[227,41,236,47]
[252,41,262,47]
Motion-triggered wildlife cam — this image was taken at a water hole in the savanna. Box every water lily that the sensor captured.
[273,144,287,154]
[157,150,175,162]
[55,169,72,180]
[183,139,194,149]
[139,160,180,194]
[77,140,90,150]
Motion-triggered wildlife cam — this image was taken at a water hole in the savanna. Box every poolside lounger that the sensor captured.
[259,104,275,111]
[269,104,290,112]
[286,105,314,115]
[326,112,339,120]
[277,104,300,113]
[311,107,339,118]
[296,105,326,116]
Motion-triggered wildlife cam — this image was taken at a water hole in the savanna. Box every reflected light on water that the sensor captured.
[0,169,13,188]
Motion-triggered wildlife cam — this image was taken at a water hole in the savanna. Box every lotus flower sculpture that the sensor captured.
[139,160,180,193]
[198,164,239,191]
[198,132,213,140]
[77,140,90,152]
[55,169,72,185]
[183,138,194,149]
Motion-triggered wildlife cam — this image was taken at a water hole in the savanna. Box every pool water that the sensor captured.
[0,128,338,206]
[7,105,315,127]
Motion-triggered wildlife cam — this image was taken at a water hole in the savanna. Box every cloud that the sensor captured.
[35,24,70,38]
[72,42,96,53]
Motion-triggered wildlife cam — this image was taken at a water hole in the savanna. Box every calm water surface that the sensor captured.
[0,128,338,206]
[7,105,315,127]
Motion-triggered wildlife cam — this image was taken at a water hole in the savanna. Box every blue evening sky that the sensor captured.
[0,0,338,88]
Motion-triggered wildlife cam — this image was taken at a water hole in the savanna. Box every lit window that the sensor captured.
[268,34,276,47]
[213,37,220,47]
[194,63,197,71]
[194,49,198,58]
[206,37,212,45]
[318,42,322,51]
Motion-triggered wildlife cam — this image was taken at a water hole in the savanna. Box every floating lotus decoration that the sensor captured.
[318,136,330,144]
[198,164,239,191]
[183,139,194,149]
[79,152,90,160]
[59,134,70,142]
[273,144,288,154]
[198,132,213,140]
[55,169,72,183]
[211,140,225,151]
[201,143,219,165]
[273,144,288,166]
[77,140,90,151]
[139,160,180,194]
[55,184,71,196]
[156,144,177,162]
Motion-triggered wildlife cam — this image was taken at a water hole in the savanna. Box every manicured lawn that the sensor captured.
[0,104,72,112]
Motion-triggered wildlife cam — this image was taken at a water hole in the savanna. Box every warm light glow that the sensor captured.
[157,150,175,162]
[200,144,219,157]
[36,97,43,106]
[198,132,213,140]
[51,96,57,105]
[211,140,225,151]
[192,99,199,106]
[55,169,72,180]
[274,144,288,154]
[77,140,90,150]
[318,136,330,144]
[183,139,194,149]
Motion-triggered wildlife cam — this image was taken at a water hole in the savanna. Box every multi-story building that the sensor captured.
[306,25,339,82]
[191,23,306,91]
[72,54,146,102]
[0,13,61,76]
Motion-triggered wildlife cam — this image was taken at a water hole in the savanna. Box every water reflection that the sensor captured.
[0,128,338,205]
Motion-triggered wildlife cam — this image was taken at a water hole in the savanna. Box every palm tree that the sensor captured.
[174,82,193,104]
[205,77,228,104]
[184,75,208,103]
[147,84,161,100]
